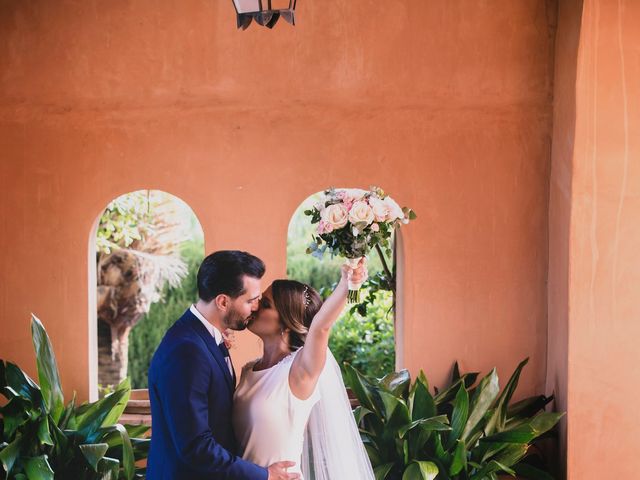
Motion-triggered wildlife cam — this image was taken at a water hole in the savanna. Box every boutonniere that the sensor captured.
[222,329,236,350]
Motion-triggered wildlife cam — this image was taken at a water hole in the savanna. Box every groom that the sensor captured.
[147,250,300,479]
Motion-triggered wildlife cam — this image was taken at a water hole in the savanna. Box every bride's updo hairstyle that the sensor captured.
[271,280,323,350]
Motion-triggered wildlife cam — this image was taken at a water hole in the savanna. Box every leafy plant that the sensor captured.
[0,315,150,479]
[344,359,563,480]
[328,288,395,378]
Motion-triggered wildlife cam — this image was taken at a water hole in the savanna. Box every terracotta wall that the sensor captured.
[564,0,640,478]
[0,1,555,406]
[547,0,583,476]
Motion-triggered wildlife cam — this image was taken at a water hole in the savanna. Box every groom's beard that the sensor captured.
[223,307,249,331]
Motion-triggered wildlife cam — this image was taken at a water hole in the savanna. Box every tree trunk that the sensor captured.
[98,320,133,391]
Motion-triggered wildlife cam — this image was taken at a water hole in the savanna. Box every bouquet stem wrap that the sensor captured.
[345,257,364,303]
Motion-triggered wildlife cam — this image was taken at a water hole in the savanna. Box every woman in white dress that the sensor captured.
[232,260,376,480]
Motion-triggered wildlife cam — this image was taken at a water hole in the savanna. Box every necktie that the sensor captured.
[218,341,234,377]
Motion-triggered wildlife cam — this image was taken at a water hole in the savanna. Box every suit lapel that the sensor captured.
[182,310,234,391]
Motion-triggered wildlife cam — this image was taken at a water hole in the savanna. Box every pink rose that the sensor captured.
[321,203,349,230]
[341,188,367,204]
[383,196,405,220]
[368,197,390,222]
[371,223,380,232]
[348,201,375,225]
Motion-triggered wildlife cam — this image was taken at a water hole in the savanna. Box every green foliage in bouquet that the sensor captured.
[0,315,150,479]
[344,359,563,480]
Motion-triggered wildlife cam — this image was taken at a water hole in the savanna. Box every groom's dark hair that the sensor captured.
[197,250,265,301]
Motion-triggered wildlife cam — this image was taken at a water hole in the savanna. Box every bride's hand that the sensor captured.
[340,258,368,285]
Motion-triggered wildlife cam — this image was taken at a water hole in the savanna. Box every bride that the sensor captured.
[232,260,376,480]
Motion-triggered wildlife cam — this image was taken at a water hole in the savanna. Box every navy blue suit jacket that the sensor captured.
[147,309,268,480]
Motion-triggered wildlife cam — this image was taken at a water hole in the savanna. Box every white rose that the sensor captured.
[342,188,368,203]
[383,196,405,220]
[348,201,375,225]
[321,203,349,230]
[368,197,390,222]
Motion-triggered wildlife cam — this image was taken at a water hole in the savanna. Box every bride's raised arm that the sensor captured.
[289,259,367,400]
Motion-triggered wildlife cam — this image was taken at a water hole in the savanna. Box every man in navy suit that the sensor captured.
[147,250,300,479]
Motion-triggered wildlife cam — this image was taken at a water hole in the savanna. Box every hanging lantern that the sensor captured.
[231,0,297,30]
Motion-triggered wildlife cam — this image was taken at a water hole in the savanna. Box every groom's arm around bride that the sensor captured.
[146,250,300,480]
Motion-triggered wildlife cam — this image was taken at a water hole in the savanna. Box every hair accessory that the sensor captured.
[303,285,311,308]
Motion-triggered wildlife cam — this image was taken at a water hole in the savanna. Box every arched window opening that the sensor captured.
[92,190,204,396]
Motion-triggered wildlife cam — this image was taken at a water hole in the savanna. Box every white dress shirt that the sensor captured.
[190,304,234,377]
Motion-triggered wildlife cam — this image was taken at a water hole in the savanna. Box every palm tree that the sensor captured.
[96,191,189,390]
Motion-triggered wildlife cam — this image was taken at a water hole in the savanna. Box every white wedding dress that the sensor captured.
[232,348,375,480]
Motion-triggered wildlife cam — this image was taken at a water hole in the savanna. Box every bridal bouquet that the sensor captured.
[305,186,416,302]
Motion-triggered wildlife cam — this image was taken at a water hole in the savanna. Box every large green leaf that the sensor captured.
[364,442,382,467]
[49,420,70,461]
[76,378,131,439]
[449,439,468,477]
[130,438,151,459]
[380,370,411,398]
[410,375,436,421]
[493,443,529,468]
[402,461,439,480]
[59,392,77,430]
[507,395,553,420]
[123,424,151,439]
[485,358,529,435]
[37,417,54,446]
[97,456,120,480]
[461,368,499,442]
[482,412,564,444]
[446,383,469,449]
[469,459,515,480]
[1,396,33,439]
[0,434,24,474]
[451,362,461,383]
[4,362,42,407]
[399,415,451,438]
[435,373,479,406]
[379,390,411,430]
[99,424,134,480]
[24,454,54,480]
[432,433,452,464]
[344,363,380,415]
[31,315,65,424]
[530,412,565,435]
[354,405,372,426]
[482,425,536,444]
[79,443,109,471]
[374,462,395,480]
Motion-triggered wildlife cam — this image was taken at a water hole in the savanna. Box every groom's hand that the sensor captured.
[267,461,301,480]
